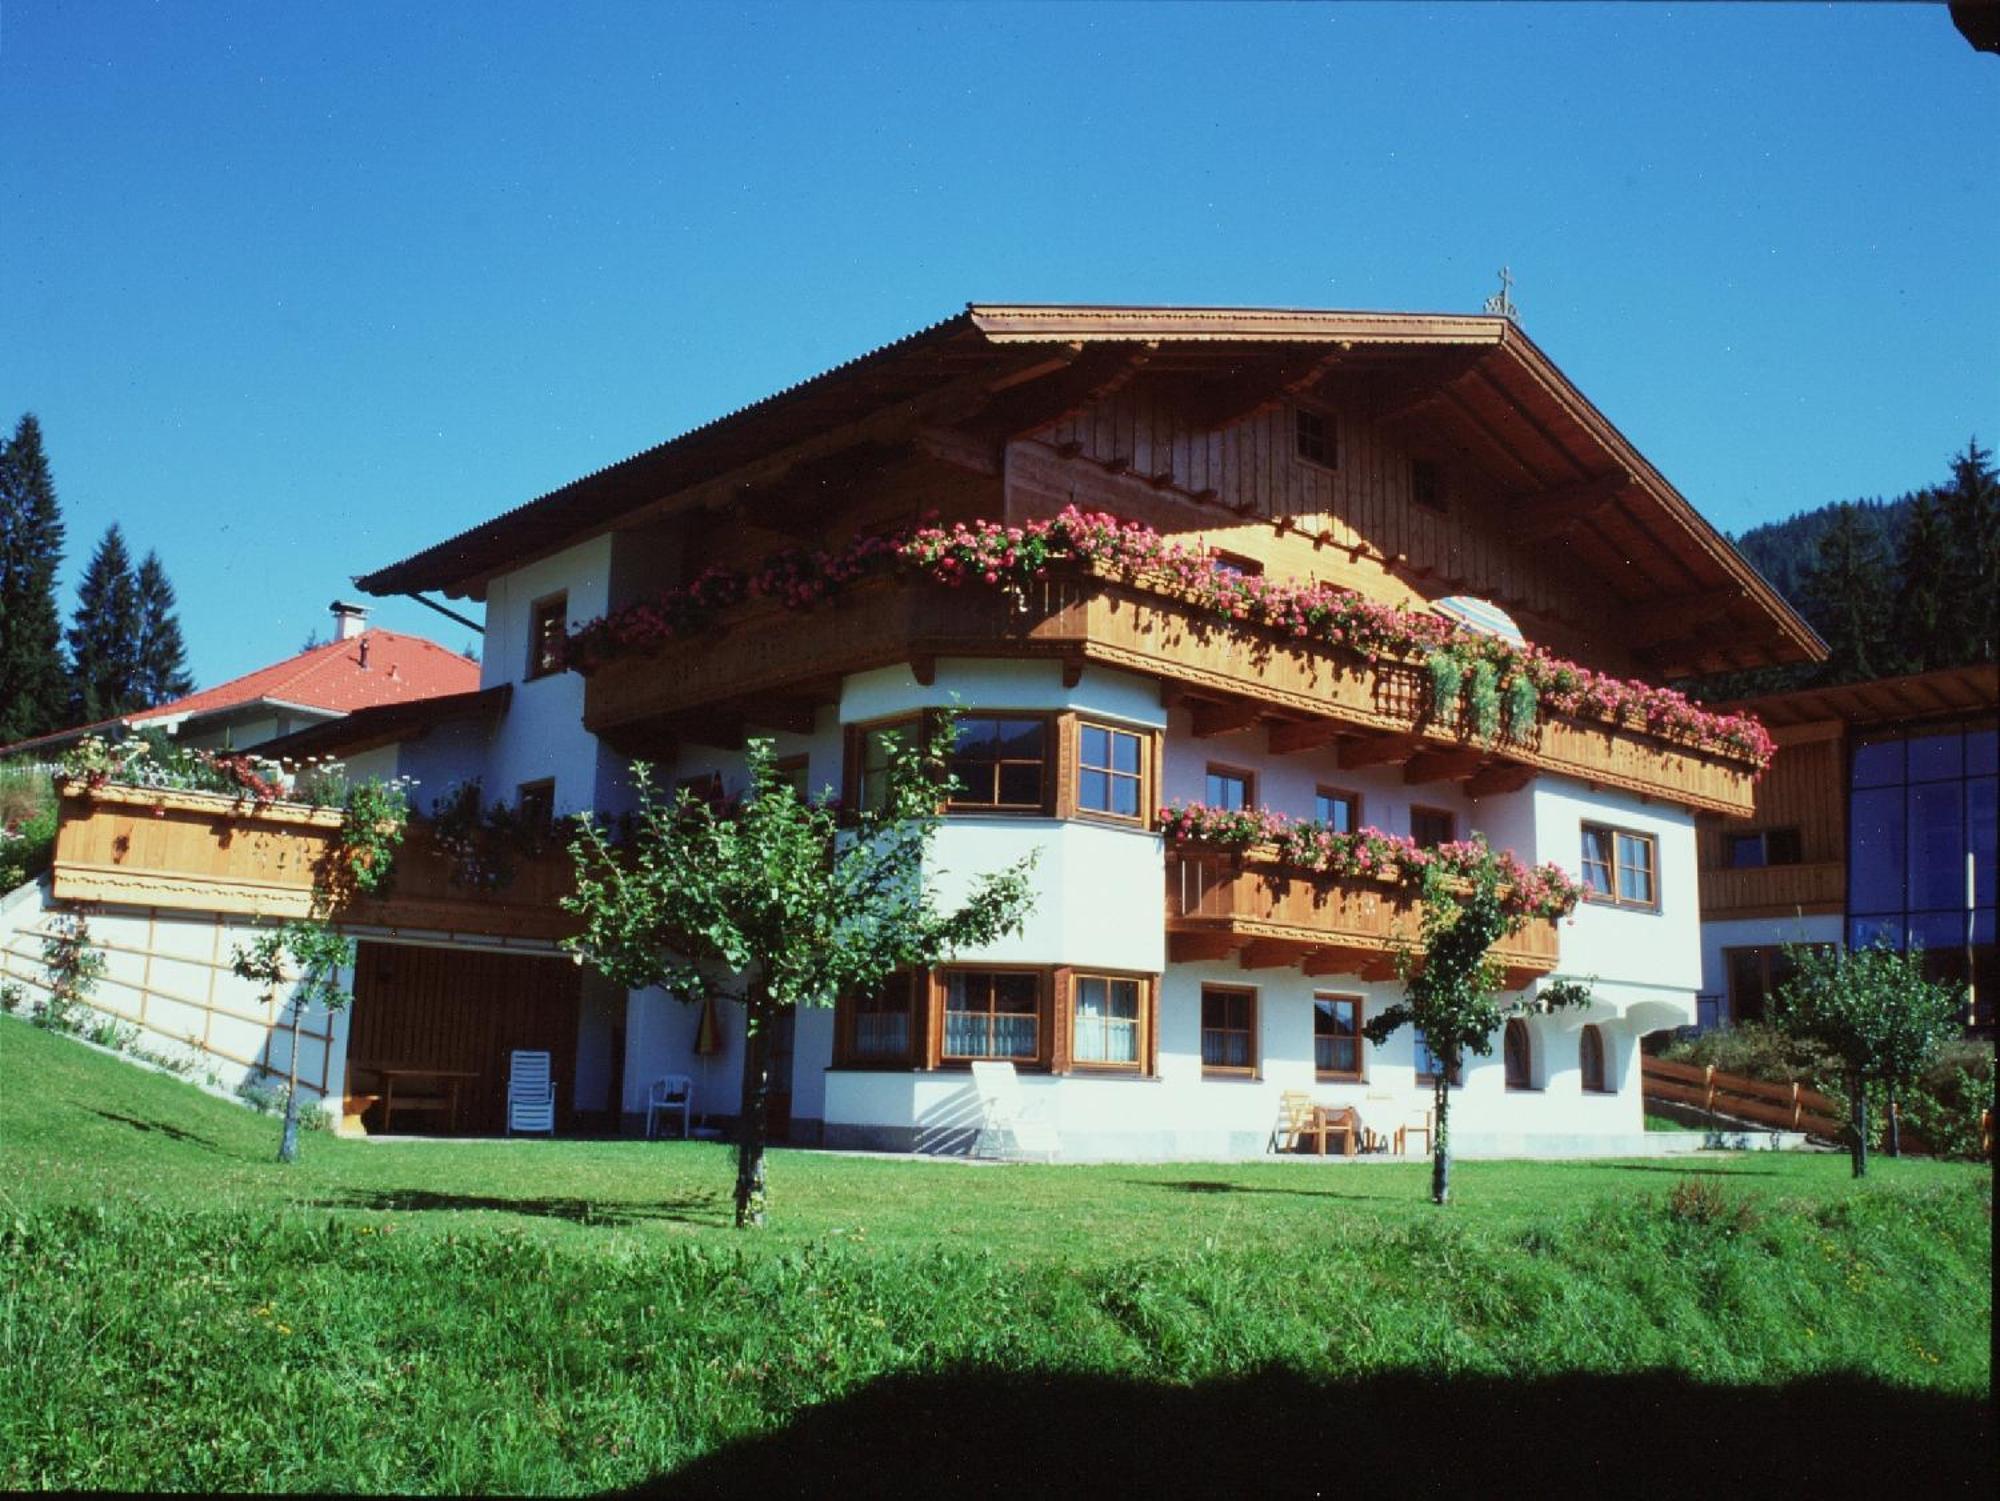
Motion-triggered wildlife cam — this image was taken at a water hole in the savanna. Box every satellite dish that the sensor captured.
[1433,596,1526,647]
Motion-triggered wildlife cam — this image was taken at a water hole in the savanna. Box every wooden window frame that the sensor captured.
[1314,786,1360,834]
[1581,822,1660,911]
[772,754,811,801]
[1294,405,1336,471]
[1503,1017,1535,1091]
[1061,969,1156,1076]
[1204,763,1255,813]
[1579,1024,1610,1094]
[1313,993,1365,1083]
[1410,805,1457,849]
[1199,984,1259,1079]
[1068,717,1153,828]
[843,714,924,817]
[944,711,1055,816]
[1726,827,1802,870]
[1208,548,1265,578]
[931,966,1052,1071]
[526,592,569,681]
[833,971,923,1070]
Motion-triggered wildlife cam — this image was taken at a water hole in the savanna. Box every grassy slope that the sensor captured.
[1,1021,1991,1494]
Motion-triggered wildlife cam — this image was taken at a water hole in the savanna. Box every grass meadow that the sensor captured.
[1,1019,1991,1495]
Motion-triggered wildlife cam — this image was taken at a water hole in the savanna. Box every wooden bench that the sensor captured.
[340,1094,382,1137]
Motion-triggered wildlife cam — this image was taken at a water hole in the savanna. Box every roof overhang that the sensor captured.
[354,303,1824,670]
[1713,664,1999,730]
[256,684,513,762]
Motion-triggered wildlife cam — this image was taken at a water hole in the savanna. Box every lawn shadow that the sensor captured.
[312,1187,729,1228]
[1132,1178,1395,1203]
[1606,1163,1787,1177]
[621,1367,1992,1498]
[83,1107,223,1150]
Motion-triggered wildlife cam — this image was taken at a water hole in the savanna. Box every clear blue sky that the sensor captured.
[4,2,1995,688]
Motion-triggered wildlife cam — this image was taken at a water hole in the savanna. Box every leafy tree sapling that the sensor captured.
[230,920,356,1163]
[564,722,1038,1228]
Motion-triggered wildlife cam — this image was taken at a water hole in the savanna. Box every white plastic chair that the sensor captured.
[506,1049,556,1136]
[969,1061,1058,1162]
[645,1074,693,1140]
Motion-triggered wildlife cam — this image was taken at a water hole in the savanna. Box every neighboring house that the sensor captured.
[1694,664,1997,1034]
[0,602,480,761]
[8,305,1825,1157]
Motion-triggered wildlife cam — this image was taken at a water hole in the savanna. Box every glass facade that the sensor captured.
[1848,719,1996,1021]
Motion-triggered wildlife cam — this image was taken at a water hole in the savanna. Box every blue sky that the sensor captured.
[4,2,1995,688]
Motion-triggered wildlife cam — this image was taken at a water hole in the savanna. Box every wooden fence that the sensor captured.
[1641,1055,1845,1140]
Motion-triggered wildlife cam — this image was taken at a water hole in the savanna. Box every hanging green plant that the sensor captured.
[1467,660,1502,744]
[1505,673,1539,740]
[1426,651,1466,726]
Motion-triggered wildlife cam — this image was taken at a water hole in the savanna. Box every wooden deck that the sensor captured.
[583,571,1760,815]
[50,784,576,941]
[1164,849,1561,990]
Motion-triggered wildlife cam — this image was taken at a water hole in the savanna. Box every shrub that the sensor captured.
[1660,1020,1839,1085]
[1664,1176,1761,1233]
[234,1074,288,1116]
[0,980,26,1014]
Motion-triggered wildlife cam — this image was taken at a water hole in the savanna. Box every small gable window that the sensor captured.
[1295,407,1335,469]
[527,593,568,680]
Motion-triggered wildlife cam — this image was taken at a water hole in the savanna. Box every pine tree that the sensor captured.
[1800,503,1891,683]
[1890,490,1956,673]
[66,524,144,723]
[0,414,71,742]
[1940,437,1999,664]
[132,551,194,707]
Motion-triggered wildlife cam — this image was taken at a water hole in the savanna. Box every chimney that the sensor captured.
[330,600,369,642]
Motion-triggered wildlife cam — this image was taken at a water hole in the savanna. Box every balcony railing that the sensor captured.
[50,784,577,942]
[1165,848,1561,990]
[1696,860,1846,921]
[583,571,1759,816]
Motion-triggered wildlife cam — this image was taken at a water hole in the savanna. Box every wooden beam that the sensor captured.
[1239,939,1301,971]
[1188,699,1264,739]
[1183,350,1345,432]
[956,347,1150,446]
[1358,957,1398,983]
[1403,748,1486,785]
[1266,719,1347,756]
[1464,762,1537,798]
[1168,931,1245,964]
[909,653,936,687]
[1505,472,1637,540]
[1060,652,1086,689]
[1337,733,1423,771]
[1301,949,1365,979]
[1369,351,1490,424]
[1622,588,1744,646]
[737,696,820,736]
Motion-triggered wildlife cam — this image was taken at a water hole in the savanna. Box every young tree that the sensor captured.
[1890,491,1956,674]
[0,413,70,742]
[1800,502,1892,683]
[1771,941,1963,1177]
[1361,850,1588,1205]
[66,523,143,723]
[565,725,1038,1228]
[133,550,194,706]
[230,919,357,1163]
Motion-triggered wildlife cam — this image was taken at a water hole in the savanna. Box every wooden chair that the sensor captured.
[1271,1090,1318,1153]
[506,1050,557,1136]
[1395,1109,1435,1156]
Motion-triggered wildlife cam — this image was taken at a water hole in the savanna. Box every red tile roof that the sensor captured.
[130,630,479,723]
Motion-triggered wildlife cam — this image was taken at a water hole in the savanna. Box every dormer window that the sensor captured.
[1294,407,1335,469]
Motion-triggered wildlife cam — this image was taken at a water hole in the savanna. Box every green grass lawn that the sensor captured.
[2,1018,1992,1495]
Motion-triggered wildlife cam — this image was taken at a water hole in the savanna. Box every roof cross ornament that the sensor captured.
[1482,265,1520,323]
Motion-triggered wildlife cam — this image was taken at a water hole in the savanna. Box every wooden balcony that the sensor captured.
[1697,859,1846,922]
[1164,848,1561,991]
[582,570,1759,815]
[51,784,576,943]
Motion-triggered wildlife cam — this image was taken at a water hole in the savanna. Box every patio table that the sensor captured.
[353,1064,479,1134]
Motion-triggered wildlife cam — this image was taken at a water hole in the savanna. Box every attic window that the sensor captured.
[1294,407,1335,469]
[527,593,568,680]
[1411,459,1447,513]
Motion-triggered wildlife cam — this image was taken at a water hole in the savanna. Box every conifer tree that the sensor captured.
[0,414,70,742]
[133,550,194,706]
[66,524,144,723]
[1890,491,1955,673]
[1940,438,1998,664]
[1800,503,1891,682]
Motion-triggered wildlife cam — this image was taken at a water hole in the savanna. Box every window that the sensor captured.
[1200,986,1257,1074]
[841,972,919,1066]
[1313,994,1363,1081]
[853,719,918,815]
[1411,458,1446,513]
[1581,823,1658,909]
[674,771,726,815]
[1726,828,1802,869]
[942,970,1040,1061]
[1078,722,1145,821]
[1205,766,1253,811]
[773,755,811,801]
[1413,1028,1462,1087]
[1410,806,1456,849]
[515,779,555,840]
[1580,1025,1609,1093]
[1072,974,1143,1067]
[1209,549,1264,578]
[947,716,1048,812]
[1294,407,1334,468]
[1314,787,1359,833]
[1503,1018,1533,1090]
[1723,944,1834,1027]
[526,593,568,680]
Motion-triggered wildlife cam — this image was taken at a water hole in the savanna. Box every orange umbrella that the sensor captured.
[692,995,722,1132]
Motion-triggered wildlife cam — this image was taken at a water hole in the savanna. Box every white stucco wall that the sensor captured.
[1697,912,1846,1024]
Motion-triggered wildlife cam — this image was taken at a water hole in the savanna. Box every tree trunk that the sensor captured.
[1430,1071,1451,1206]
[1849,1070,1868,1179]
[1885,1085,1901,1158]
[277,1004,303,1165]
[733,988,773,1228]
